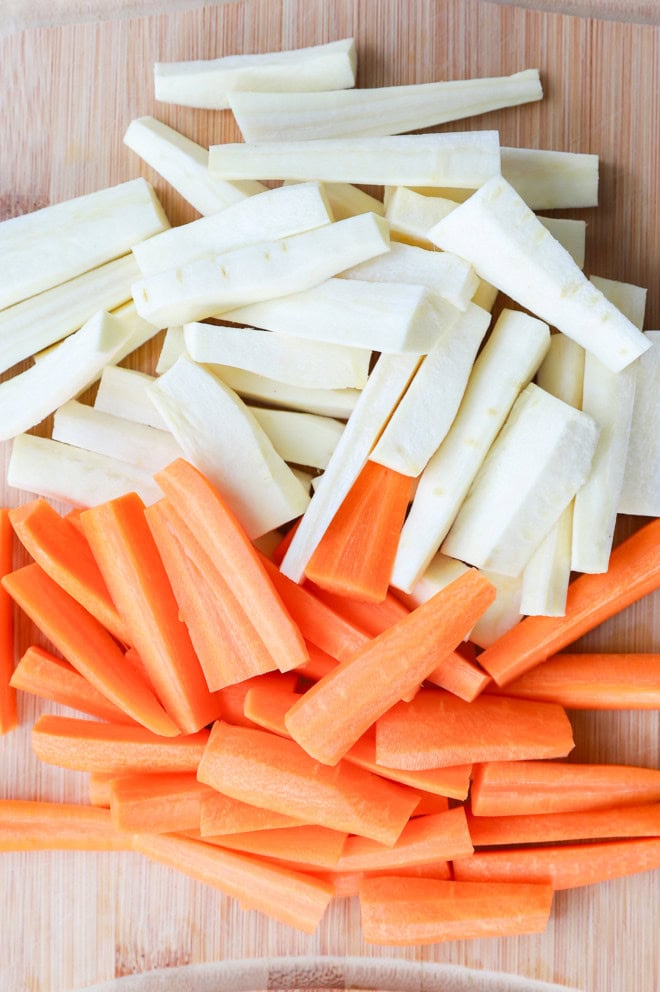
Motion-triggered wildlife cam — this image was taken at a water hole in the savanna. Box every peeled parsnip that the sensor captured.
[619,332,660,517]
[94,367,169,430]
[536,217,586,268]
[287,181,385,219]
[501,146,599,209]
[211,366,361,420]
[248,408,344,471]
[385,187,458,247]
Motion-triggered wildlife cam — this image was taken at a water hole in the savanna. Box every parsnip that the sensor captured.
[248,408,344,471]
[284,181,385,220]
[94,367,169,430]
[589,275,647,331]
[156,327,186,374]
[429,176,649,371]
[500,146,599,209]
[536,217,586,268]
[385,187,458,247]
[619,331,660,517]
[211,366,361,419]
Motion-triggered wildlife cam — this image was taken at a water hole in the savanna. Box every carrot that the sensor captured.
[295,643,339,681]
[2,564,178,737]
[466,803,660,847]
[0,799,130,851]
[9,498,128,643]
[201,823,348,868]
[412,794,450,816]
[375,690,575,770]
[271,519,299,566]
[359,876,554,944]
[0,509,16,734]
[316,861,453,899]
[110,772,214,833]
[32,714,208,775]
[486,652,660,709]
[89,773,114,808]
[452,838,660,891]
[80,492,221,733]
[133,831,334,933]
[308,585,410,637]
[216,671,299,729]
[470,760,660,816]
[305,461,413,602]
[478,517,660,686]
[10,645,138,725]
[200,790,307,836]
[154,458,308,672]
[196,721,419,845]
[426,650,491,702]
[284,569,497,766]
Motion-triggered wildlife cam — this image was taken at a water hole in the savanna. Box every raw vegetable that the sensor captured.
[0,511,15,735]
[619,331,660,516]
[0,800,130,852]
[466,803,660,847]
[109,773,213,833]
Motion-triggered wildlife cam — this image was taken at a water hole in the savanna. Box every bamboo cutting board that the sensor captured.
[0,2,658,991]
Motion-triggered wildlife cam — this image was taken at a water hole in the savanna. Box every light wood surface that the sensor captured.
[0,2,658,991]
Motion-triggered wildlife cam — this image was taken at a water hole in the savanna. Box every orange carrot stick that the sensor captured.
[308,585,410,637]
[199,790,307,836]
[478,517,660,686]
[466,803,660,847]
[359,876,554,944]
[133,831,334,934]
[89,773,115,808]
[110,772,214,833]
[0,799,131,851]
[411,794,450,816]
[2,564,178,736]
[202,823,348,868]
[0,509,16,734]
[295,643,339,681]
[426,650,491,702]
[316,861,453,899]
[32,714,208,775]
[197,721,419,846]
[470,760,660,816]
[80,492,220,733]
[284,569,497,765]
[216,671,299,729]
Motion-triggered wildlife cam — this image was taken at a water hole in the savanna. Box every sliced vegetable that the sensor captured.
[0,799,130,851]
[466,803,660,847]
[0,510,16,735]
[109,772,213,833]
[619,331,660,517]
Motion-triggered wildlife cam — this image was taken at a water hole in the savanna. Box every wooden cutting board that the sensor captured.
[0,2,658,990]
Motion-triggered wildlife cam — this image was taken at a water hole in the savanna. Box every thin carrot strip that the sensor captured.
[200,790,307,836]
[216,671,299,729]
[9,499,128,643]
[452,838,660,890]
[89,773,115,808]
[316,861,453,899]
[478,517,660,686]
[271,519,300,566]
[110,772,214,833]
[0,799,131,851]
[426,650,491,702]
[308,585,409,637]
[486,652,660,709]
[133,831,334,934]
[284,569,497,765]
[80,492,220,733]
[0,509,16,734]
[295,643,339,681]
[32,714,208,775]
[470,761,660,816]
[359,876,554,944]
[466,803,660,847]
[2,564,178,736]
[305,461,413,602]
[197,721,419,846]
[201,824,348,868]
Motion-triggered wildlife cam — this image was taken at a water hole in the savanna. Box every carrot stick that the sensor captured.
[271,519,300,566]
[478,517,660,686]
[89,773,114,808]
[466,803,660,847]
[452,838,660,890]
[316,861,453,899]
[486,653,660,709]
[133,831,334,933]
[376,688,575,770]
[359,876,554,944]
[110,772,214,833]
[197,721,419,845]
[305,461,413,602]
[412,794,450,816]
[80,492,221,733]
[10,645,138,725]
[0,799,131,851]
[200,790,308,836]
[216,671,299,729]
[425,650,491,702]
[201,824,348,868]
[295,643,339,681]
[470,760,660,816]
[2,564,178,736]
[284,569,497,765]
[32,714,208,775]
[308,585,410,637]
[0,509,16,734]
[9,498,128,643]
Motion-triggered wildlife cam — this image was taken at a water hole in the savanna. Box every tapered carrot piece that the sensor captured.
[80,492,220,733]
[317,861,453,899]
[359,876,554,945]
[426,650,491,702]
[110,772,214,833]
[487,653,660,709]
[155,459,308,672]
[0,510,16,734]
[478,517,660,686]
[89,773,115,808]
[471,761,660,816]
[10,645,137,725]
[295,643,339,681]
[202,824,348,868]
[2,564,178,736]
[200,790,307,836]
[411,794,450,816]
[466,803,660,847]
[284,569,497,765]
[9,499,128,643]
[0,799,131,851]
[375,689,575,771]
[308,585,410,637]
[305,461,413,602]
[32,714,208,775]
[133,831,334,933]
[452,838,660,890]
[216,671,299,728]
[197,721,419,846]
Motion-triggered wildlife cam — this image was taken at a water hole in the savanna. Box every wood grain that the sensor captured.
[0,3,658,991]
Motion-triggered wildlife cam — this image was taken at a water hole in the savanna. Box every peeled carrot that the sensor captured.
[9,498,128,643]
[216,671,298,729]
[284,570,497,766]
[200,790,307,836]
[466,803,660,847]
[2,564,178,737]
[197,721,419,845]
[202,823,348,868]
[487,653,660,709]
[359,876,554,944]
[110,772,214,833]
[426,650,491,702]
[80,492,220,733]
[478,517,660,686]
[308,585,410,637]
[32,714,208,775]
[317,861,453,899]
[0,509,16,734]
[133,831,334,934]
[89,773,115,808]
[305,461,413,602]
[295,643,339,681]
[411,794,450,816]
[470,760,660,816]
[452,838,660,890]
[0,799,130,851]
